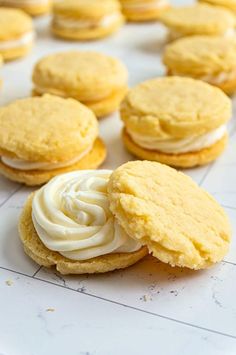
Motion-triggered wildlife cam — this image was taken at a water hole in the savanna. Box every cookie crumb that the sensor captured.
[5,280,13,286]
[46,308,55,312]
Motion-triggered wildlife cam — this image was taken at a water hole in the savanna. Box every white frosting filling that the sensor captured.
[0,0,49,5]
[0,31,34,50]
[169,28,235,41]
[32,170,141,261]
[127,125,226,154]
[122,0,168,11]
[53,13,121,30]
[170,70,236,85]
[1,145,92,171]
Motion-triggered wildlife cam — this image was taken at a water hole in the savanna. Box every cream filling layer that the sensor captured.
[170,69,236,85]
[122,0,168,11]
[0,31,34,50]
[1,145,92,171]
[127,125,226,154]
[53,13,121,30]
[168,27,235,41]
[0,0,49,5]
[32,170,141,261]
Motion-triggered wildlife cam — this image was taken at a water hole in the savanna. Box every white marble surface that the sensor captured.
[1,6,236,355]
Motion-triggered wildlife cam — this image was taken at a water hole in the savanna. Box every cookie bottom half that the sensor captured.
[19,194,148,275]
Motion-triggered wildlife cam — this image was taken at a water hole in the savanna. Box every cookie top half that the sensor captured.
[53,0,121,18]
[121,77,231,138]
[33,51,128,101]
[0,8,33,41]
[0,95,98,162]
[163,36,236,76]
[160,4,235,35]
[108,161,231,269]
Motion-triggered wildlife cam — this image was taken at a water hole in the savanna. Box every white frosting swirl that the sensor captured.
[127,125,226,154]
[0,31,34,50]
[1,146,92,171]
[32,170,141,260]
[53,13,121,30]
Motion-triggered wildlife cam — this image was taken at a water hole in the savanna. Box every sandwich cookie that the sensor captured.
[0,8,34,61]
[199,0,236,14]
[32,51,128,118]
[160,4,236,41]
[52,0,124,41]
[0,95,106,186]
[121,77,231,168]
[120,0,170,22]
[0,0,51,16]
[108,161,231,270]
[163,36,236,95]
[19,170,148,274]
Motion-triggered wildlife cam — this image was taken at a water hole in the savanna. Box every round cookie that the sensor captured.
[0,0,51,16]
[120,77,231,168]
[160,4,236,41]
[52,0,124,41]
[0,8,34,61]
[120,0,170,22]
[0,95,106,185]
[32,51,128,118]
[163,36,236,94]
[19,171,148,275]
[108,161,231,270]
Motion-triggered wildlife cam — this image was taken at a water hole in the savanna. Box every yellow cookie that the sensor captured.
[0,8,34,61]
[108,161,231,270]
[0,0,51,16]
[163,36,236,94]
[120,0,170,22]
[19,171,148,275]
[32,51,128,118]
[52,0,124,41]
[0,95,106,186]
[199,0,236,14]
[160,4,235,41]
[120,77,231,168]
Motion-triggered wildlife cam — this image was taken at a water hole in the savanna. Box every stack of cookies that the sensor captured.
[0,0,233,277]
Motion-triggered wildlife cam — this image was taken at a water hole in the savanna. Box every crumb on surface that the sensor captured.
[46,308,55,312]
[5,280,13,286]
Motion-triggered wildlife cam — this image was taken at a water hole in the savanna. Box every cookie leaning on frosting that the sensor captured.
[108,161,231,270]
[0,95,106,185]
[121,76,231,168]
[19,170,148,274]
